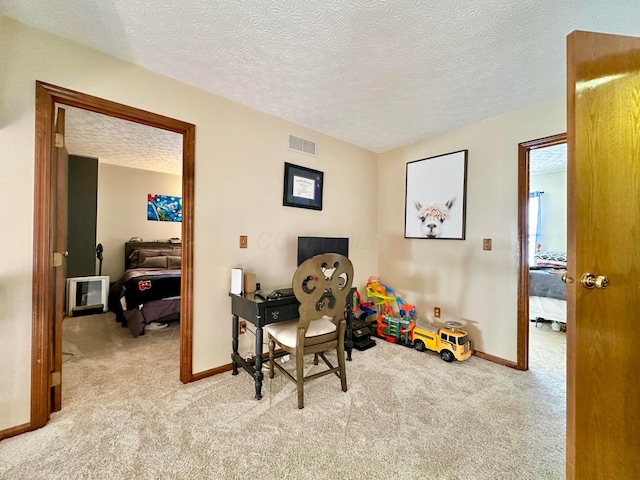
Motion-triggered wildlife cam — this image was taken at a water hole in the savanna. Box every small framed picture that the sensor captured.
[283,162,324,210]
[404,150,468,239]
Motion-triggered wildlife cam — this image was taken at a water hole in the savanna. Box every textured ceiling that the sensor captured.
[530,143,567,176]
[61,106,182,175]
[4,0,640,159]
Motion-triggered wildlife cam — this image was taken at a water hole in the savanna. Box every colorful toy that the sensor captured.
[365,276,472,362]
[353,289,377,321]
[365,276,398,314]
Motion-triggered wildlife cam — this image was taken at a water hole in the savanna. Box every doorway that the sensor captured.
[516,133,566,370]
[61,107,183,382]
[31,81,195,429]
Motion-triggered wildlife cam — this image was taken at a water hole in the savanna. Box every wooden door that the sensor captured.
[50,106,68,413]
[566,30,640,478]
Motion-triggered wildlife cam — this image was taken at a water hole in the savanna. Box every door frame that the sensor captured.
[516,133,566,370]
[31,81,196,429]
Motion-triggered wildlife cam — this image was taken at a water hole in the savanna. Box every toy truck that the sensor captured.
[376,314,472,362]
[411,321,472,362]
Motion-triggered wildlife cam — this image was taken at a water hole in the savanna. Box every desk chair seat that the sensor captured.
[265,253,353,409]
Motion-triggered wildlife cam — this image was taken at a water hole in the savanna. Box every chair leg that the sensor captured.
[268,337,275,379]
[296,349,305,409]
[337,344,348,393]
[313,353,319,365]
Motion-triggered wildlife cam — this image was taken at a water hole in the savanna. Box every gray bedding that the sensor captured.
[123,297,180,338]
[529,269,566,300]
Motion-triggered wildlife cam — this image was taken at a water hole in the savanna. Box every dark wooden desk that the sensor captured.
[230,290,355,400]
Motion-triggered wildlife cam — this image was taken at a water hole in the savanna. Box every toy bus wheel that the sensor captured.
[440,350,454,362]
[414,340,425,352]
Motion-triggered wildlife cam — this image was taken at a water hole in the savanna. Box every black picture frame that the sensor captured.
[283,162,324,210]
[404,150,468,240]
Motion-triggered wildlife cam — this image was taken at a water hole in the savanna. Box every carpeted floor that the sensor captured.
[0,315,566,479]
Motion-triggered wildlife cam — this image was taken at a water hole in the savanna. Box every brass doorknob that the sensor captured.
[595,275,609,289]
[561,272,573,284]
[580,273,609,289]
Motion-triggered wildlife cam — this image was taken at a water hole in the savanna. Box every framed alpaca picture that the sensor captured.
[404,150,468,239]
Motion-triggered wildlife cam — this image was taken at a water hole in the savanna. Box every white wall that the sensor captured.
[530,170,567,254]
[96,163,182,280]
[0,17,378,431]
[376,99,566,362]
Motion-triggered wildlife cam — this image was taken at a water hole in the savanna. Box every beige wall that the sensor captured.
[0,17,378,430]
[530,170,567,254]
[0,16,567,433]
[376,99,566,362]
[96,163,182,280]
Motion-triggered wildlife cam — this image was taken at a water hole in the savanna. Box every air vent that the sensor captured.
[289,134,316,157]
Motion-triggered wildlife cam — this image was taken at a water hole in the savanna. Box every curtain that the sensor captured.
[529,191,543,265]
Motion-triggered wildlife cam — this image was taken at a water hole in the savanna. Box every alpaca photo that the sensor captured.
[404,150,467,239]
[415,198,455,238]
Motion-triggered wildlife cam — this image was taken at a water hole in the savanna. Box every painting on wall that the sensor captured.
[147,194,182,222]
[404,150,467,239]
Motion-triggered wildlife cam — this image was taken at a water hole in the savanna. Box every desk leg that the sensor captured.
[345,293,354,361]
[254,325,264,400]
[231,313,239,375]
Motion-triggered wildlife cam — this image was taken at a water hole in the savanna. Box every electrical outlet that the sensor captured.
[239,321,247,334]
[483,238,492,250]
[434,307,441,318]
[239,235,248,248]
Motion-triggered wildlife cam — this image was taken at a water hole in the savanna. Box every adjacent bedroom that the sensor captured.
[61,105,183,369]
[528,142,567,334]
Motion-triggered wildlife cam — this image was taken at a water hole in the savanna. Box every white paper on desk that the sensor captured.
[231,268,243,294]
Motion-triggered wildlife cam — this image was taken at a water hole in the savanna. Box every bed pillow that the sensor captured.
[139,255,169,268]
[167,255,181,269]
[129,248,173,268]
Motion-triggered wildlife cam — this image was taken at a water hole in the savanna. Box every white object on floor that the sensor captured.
[146,322,168,331]
[551,321,562,331]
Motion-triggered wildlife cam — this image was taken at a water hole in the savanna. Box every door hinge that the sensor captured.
[51,371,61,387]
[54,133,65,148]
[53,251,69,267]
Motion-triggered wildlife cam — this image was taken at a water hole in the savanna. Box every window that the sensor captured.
[529,191,543,265]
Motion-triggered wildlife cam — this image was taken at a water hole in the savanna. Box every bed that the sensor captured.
[108,241,182,337]
[529,251,567,326]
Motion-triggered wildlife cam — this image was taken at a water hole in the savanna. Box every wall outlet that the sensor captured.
[239,321,247,334]
[434,307,441,318]
[239,235,248,248]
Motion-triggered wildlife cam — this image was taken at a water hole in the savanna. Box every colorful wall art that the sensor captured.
[147,194,182,222]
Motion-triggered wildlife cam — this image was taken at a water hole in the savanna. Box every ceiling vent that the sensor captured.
[289,134,316,157]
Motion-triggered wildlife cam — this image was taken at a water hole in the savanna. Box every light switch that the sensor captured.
[483,238,492,251]
[240,235,248,248]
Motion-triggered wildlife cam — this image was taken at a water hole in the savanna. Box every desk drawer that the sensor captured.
[264,303,299,323]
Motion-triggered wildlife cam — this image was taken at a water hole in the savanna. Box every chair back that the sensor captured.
[292,253,353,333]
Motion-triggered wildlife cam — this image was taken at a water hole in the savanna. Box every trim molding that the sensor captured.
[473,350,517,369]
[0,422,34,442]
[30,81,196,435]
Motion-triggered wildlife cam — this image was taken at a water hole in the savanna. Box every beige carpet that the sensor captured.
[0,315,565,479]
